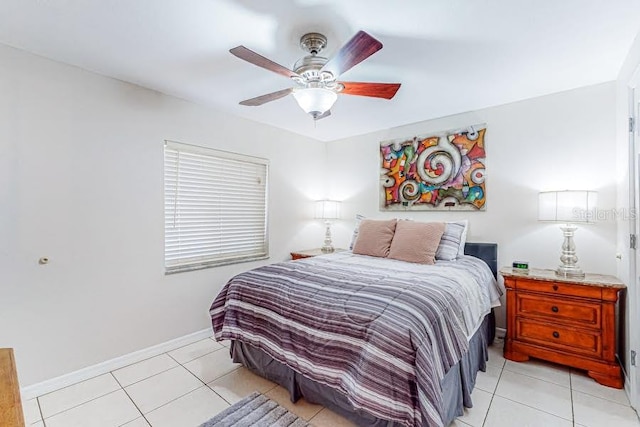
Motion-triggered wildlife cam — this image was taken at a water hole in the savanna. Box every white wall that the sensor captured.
[0,44,328,386]
[326,82,618,327]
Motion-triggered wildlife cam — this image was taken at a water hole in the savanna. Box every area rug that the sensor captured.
[199,392,310,427]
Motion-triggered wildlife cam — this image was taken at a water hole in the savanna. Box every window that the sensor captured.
[164,140,269,273]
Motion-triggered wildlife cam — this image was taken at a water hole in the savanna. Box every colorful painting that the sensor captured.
[380,124,487,211]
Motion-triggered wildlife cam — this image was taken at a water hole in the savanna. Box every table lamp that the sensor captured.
[315,200,340,253]
[538,190,597,278]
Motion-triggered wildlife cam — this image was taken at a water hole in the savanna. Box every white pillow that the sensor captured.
[349,214,366,250]
[457,220,469,256]
[435,220,468,260]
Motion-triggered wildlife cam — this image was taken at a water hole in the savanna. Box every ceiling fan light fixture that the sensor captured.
[292,88,337,119]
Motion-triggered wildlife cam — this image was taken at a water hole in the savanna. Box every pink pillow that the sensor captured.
[388,221,446,264]
[352,219,398,258]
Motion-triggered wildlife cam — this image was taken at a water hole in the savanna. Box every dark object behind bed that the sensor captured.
[464,242,497,345]
[464,242,497,279]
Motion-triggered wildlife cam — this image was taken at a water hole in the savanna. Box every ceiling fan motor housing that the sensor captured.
[299,32,327,55]
[295,33,336,86]
[293,56,330,79]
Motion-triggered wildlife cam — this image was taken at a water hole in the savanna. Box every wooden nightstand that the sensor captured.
[501,267,626,388]
[0,349,24,427]
[290,248,345,260]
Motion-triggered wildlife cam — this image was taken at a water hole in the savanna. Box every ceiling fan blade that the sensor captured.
[230,46,300,79]
[239,88,293,106]
[321,31,383,78]
[339,82,401,99]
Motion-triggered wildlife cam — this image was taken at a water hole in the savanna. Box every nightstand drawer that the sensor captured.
[516,279,602,300]
[517,293,601,328]
[516,319,601,358]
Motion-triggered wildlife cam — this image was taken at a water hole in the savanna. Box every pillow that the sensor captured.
[349,214,366,250]
[435,220,469,261]
[388,221,446,264]
[352,219,397,258]
[456,220,469,256]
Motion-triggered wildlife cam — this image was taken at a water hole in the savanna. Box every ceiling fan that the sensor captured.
[230,31,401,120]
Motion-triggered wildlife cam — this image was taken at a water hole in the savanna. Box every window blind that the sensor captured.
[164,141,269,273]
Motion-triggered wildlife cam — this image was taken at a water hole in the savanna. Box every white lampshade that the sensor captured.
[315,200,340,220]
[538,190,597,223]
[293,88,338,118]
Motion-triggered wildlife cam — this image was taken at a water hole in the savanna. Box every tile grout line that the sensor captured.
[307,407,325,423]
[135,349,241,415]
[496,394,574,422]
[115,343,227,390]
[501,364,572,389]
[35,372,124,420]
[140,386,210,419]
[178,352,232,405]
[203,363,279,405]
[484,344,573,424]
[141,361,218,416]
[176,348,237,390]
[204,383,234,406]
[34,370,118,402]
[33,350,188,418]
[480,360,504,427]
[569,386,632,407]
[38,388,124,423]
[201,368,248,406]
[114,340,227,388]
[187,347,234,406]
[114,364,177,389]
[110,371,151,427]
[35,396,45,426]
[170,349,223,366]
[35,338,219,405]
[35,344,232,426]
[570,370,575,426]
[303,405,324,423]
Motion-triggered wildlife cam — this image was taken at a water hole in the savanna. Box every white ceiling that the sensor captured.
[1,0,639,142]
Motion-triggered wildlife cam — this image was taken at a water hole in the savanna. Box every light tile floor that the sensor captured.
[22,337,640,427]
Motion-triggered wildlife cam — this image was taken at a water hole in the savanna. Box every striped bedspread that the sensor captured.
[210,252,499,427]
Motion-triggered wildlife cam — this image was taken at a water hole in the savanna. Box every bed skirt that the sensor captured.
[229,312,494,427]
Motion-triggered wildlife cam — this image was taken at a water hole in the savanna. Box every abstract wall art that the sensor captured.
[380,124,487,211]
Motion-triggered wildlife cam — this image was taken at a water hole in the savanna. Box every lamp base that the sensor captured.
[321,245,335,254]
[321,220,334,254]
[556,224,585,279]
[556,265,585,279]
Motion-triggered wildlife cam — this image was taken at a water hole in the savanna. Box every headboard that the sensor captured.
[464,242,498,279]
[464,242,498,344]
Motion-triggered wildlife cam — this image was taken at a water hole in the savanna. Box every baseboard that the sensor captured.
[495,327,506,339]
[21,328,213,400]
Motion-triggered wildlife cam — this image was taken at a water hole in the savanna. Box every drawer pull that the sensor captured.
[552,331,560,338]
[551,306,559,313]
[552,285,559,291]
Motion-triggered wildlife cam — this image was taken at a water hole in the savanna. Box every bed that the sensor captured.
[210,242,500,427]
